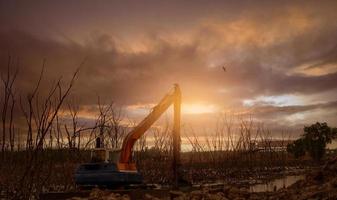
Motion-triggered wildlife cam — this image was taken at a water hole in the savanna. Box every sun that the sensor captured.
[182,103,217,114]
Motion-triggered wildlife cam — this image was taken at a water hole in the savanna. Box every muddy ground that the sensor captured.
[44,158,337,200]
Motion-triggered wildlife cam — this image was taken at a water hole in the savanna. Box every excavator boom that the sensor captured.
[118,84,181,172]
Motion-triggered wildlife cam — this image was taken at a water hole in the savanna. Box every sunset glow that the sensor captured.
[0,0,336,135]
[182,103,217,114]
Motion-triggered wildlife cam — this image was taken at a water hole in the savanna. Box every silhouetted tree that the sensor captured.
[303,122,337,161]
[287,122,337,162]
[287,138,305,158]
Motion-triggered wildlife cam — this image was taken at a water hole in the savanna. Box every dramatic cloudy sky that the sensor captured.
[1,0,337,139]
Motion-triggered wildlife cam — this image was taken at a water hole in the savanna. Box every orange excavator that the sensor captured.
[75,84,182,187]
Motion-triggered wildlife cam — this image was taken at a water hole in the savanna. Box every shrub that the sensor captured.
[287,122,337,162]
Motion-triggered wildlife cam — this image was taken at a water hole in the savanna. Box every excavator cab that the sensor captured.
[74,84,181,187]
[89,138,107,162]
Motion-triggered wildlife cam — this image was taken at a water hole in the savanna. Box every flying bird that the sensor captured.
[222,66,226,72]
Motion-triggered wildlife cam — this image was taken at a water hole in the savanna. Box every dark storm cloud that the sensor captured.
[1,21,337,107]
[0,0,337,132]
[0,30,205,105]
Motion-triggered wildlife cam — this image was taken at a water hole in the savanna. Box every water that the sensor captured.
[249,175,305,192]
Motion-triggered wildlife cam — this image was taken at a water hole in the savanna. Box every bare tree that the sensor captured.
[14,60,81,199]
[20,60,45,150]
[1,56,18,152]
[64,99,81,149]
[109,106,125,149]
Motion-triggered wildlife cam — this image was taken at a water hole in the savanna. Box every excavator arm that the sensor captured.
[117,84,181,172]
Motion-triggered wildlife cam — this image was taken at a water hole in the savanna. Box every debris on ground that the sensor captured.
[69,158,337,200]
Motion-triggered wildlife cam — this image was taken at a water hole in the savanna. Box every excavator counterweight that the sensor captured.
[75,84,181,187]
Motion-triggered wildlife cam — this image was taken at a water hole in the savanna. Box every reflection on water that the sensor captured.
[250,175,305,192]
